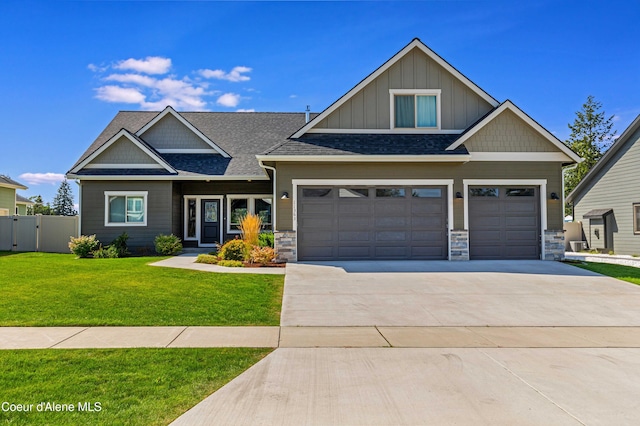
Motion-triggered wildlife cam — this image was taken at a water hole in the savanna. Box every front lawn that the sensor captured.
[0,347,270,425]
[569,261,640,286]
[0,252,283,326]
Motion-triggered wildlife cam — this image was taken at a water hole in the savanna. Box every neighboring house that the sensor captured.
[68,38,580,261]
[15,194,34,215]
[0,175,28,216]
[566,115,640,255]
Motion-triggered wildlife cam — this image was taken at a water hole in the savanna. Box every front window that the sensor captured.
[634,204,640,234]
[228,195,273,232]
[104,192,147,226]
[391,90,440,129]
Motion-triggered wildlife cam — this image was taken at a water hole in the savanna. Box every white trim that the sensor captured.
[291,179,454,260]
[70,129,176,174]
[291,39,499,138]
[257,161,278,232]
[446,101,582,164]
[226,194,274,234]
[305,128,465,134]
[469,152,576,162]
[183,195,224,247]
[135,106,230,158]
[389,89,442,130]
[104,191,148,227]
[463,179,547,260]
[84,164,164,169]
[156,149,219,154]
[255,155,471,163]
[67,175,269,181]
[0,182,27,190]
[0,208,9,216]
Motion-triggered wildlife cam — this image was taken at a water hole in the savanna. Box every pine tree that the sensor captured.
[28,195,53,215]
[52,179,77,216]
[564,96,616,214]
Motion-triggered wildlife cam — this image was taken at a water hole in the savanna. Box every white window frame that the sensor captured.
[104,191,148,227]
[389,89,442,130]
[226,194,273,234]
[633,203,640,235]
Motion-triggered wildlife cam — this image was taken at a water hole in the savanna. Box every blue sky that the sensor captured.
[1,0,639,205]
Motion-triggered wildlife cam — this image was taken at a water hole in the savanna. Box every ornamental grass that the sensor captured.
[240,213,262,248]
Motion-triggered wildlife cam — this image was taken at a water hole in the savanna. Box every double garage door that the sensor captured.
[297,185,448,260]
[297,184,541,261]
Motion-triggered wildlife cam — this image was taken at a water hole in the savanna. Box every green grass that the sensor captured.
[0,252,283,326]
[0,347,271,425]
[569,261,640,285]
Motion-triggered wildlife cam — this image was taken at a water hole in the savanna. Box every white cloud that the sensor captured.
[19,173,66,185]
[115,56,172,74]
[289,94,298,98]
[105,73,156,87]
[216,93,241,108]
[199,66,251,82]
[95,86,146,104]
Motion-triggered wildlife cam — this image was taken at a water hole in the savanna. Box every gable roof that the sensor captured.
[16,194,34,205]
[566,114,640,204]
[136,106,230,157]
[69,112,309,179]
[445,100,583,163]
[291,38,500,138]
[69,128,176,174]
[0,175,27,190]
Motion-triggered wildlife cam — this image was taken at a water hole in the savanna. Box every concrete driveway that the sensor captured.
[173,261,640,425]
[282,260,640,326]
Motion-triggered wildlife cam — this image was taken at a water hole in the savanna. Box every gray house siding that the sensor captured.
[91,136,159,165]
[272,161,563,231]
[314,47,494,131]
[80,181,173,250]
[572,125,640,255]
[141,114,213,151]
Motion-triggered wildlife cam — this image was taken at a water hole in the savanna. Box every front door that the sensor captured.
[201,199,220,244]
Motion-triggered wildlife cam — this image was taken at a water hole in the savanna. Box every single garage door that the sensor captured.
[468,186,540,260]
[297,185,447,260]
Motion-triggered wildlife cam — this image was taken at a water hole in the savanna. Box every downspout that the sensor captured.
[258,160,276,232]
[75,179,82,236]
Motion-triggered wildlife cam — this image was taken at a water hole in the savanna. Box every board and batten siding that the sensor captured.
[272,161,563,231]
[314,47,494,131]
[80,181,173,249]
[464,110,560,152]
[141,113,213,151]
[573,125,640,255]
[90,136,159,165]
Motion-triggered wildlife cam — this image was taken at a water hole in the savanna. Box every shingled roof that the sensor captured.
[0,175,27,190]
[69,112,310,178]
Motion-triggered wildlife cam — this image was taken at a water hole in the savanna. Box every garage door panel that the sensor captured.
[299,217,333,229]
[506,216,538,227]
[411,216,445,228]
[338,217,372,230]
[411,203,444,214]
[374,246,410,258]
[470,203,500,214]
[412,246,446,257]
[339,231,371,242]
[505,203,537,213]
[472,216,501,227]
[299,231,333,243]
[299,203,333,216]
[338,246,372,258]
[412,230,446,241]
[338,203,371,215]
[472,230,502,241]
[301,246,334,259]
[505,230,538,241]
[374,203,409,215]
[375,231,409,242]
[375,217,409,227]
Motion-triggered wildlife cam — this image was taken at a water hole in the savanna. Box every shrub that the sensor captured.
[217,260,244,268]
[92,245,108,259]
[69,235,99,258]
[608,250,615,255]
[250,246,275,265]
[92,245,120,259]
[219,239,248,261]
[196,254,219,264]
[110,232,130,258]
[258,232,275,248]
[154,234,183,255]
[240,213,262,248]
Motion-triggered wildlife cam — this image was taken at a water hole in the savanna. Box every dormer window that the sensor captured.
[390,89,441,129]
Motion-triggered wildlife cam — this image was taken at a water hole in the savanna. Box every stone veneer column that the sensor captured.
[274,230,297,262]
[450,230,469,261]
[544,230,565,261]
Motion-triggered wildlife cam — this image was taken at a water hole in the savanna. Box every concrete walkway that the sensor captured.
[150,253,285,274]
[3,325,640,349]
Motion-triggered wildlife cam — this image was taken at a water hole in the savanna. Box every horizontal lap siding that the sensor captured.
[573,127,640,255]
[274,162,563,231]
[80,181,172,250]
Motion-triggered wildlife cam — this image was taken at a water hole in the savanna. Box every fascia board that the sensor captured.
[135,106,231,158]
[66,174,270,181]
[255,154,471,162]
[291,39,499,139]
[69,129,176,174]
[446,101,583,164]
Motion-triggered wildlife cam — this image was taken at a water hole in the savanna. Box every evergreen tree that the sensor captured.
[28,195,53,215]
[564,96,616,214]
[52,179,77,216]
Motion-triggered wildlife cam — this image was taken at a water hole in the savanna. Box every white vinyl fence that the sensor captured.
[0,215,79,253]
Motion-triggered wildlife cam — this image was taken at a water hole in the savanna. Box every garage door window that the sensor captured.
[470,188,499,197]
[303,188,332,198]
[506,188,535,197]
[339,188,369,198]
[376,188,405,197]
[412,188,441,198]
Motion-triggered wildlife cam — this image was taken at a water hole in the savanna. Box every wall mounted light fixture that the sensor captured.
[281,191,289,200]
[550,192,560,200]
[455,191,463,199]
